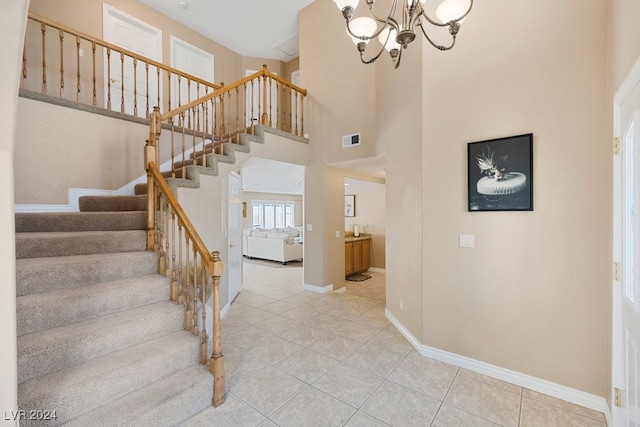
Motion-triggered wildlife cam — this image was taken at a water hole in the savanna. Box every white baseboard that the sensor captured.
[368,267,386,273]
[220,301,231,319]
[384,309,612,422]
[334,287,346,294]
[303,283,333,293]
[14,204,75,213]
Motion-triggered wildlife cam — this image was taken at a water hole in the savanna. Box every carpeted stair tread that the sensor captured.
[78,194,147,212]
[15,230,147,259]
[17,273,170,336]
[65,364,211,427]
[16,251,158,296]
[18,300,183,384]
[18,330,200,426]
[15,211,146,232]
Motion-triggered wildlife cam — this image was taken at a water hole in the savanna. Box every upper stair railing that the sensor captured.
[22,12,222,119]
[148,65,307,179]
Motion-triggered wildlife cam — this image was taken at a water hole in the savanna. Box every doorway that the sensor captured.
[613,54,640,426]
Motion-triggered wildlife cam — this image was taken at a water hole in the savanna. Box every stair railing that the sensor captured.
[149,65,307,179]
[23,12,222,119]
[145,135,226,406]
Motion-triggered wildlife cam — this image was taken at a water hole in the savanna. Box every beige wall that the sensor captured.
[1,0,29,423]
[417,0,608,396]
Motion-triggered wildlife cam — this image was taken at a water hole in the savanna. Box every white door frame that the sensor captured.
[613,53,640,427]
[227,172,243,304]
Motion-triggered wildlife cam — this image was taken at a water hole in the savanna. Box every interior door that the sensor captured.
[103,4,161,118]
[228,172,243,303]
[170,36,214,109]
[613,56,640,427]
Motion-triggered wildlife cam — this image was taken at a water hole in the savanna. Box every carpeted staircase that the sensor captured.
[15,194,212,426]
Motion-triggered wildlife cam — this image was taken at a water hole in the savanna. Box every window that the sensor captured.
[251,201,294,229]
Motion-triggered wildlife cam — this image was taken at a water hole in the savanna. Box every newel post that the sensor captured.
[209,251,225,407]
[145,106,162,251]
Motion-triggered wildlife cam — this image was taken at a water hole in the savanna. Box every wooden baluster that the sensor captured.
[220,82,226,136]
[187,79,192,105]
[133,57,138,117]
[191,107,197,166]
[167,71,172,112]
[235,87,239,141]
[268,75,273,128]
[76,36,81,102]
[106,48,112,110]
[145,140,156,251]
[178,223,184,304]
[171,211,177,301]
[120,52,125,113]
[184,238,191,330]
[261,65,268,125]
[180,112,186,178]
[59,29,64,98]
[164,202,171,277]
[91,42,97,106]
[157,194,166,274]
[145,62,150,118]
[177,74,182,108]
[156,67,161,112]
[250,79,255,133]
[41,22,46,94]
[243,83,248,133]
[192,249,198,335]
[200,261,208,364]
[300,92,305,137]
[295,92,299,136]
[210,251,225,407]
[226,91,231,144]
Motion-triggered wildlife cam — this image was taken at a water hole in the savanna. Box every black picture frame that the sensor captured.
[345,194,355,217]
[468,133,533,212]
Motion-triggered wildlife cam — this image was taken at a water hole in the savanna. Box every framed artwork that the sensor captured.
[345,194,355,217]
[468,133,533,212]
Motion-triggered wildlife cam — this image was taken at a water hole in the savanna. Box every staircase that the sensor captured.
[15,194,212,426]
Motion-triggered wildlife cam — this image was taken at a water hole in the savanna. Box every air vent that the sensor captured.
[342,133,361,148]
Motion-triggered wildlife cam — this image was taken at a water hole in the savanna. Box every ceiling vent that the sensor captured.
[342,133,361,148]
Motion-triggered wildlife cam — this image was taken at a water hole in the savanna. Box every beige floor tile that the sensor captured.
[258,300,298,314]
[279,323,334,347]
[342,343,406,378]
[343,411,391,426]
[277,347,339,383]
[313,364,384,408]
[225,351,270,390]
[432,403,500,426]
[244,335,303,365]
[520,396,606,427]
[387,351,458,400]
[444,374,522,427]
[458,368,523,395]
[226,307,275,325]
[231,366,307,416]
[326,319,382,343]
[307,331,364,360]
[279,305,323,322]
[180,393,266,427]
[360,380,441,426]
[257,419,279,427]
[269,386,357,427]
[522,389,606,422]
[365,330,414,356]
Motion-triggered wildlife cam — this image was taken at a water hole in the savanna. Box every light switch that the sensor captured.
[335,231,341,237]
[459,234,475,248]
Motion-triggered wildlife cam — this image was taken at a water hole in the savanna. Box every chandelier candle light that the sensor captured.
[333,0,473,68]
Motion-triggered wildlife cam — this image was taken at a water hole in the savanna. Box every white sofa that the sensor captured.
[242,228,303,264]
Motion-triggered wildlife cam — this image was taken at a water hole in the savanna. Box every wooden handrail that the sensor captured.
[160,65,306,121]
[28,12,222,92]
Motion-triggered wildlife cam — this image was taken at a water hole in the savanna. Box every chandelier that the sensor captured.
[333,0,473,68]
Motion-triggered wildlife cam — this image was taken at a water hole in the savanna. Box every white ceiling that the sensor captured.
[240,158,305,195]
[137,0,316,62]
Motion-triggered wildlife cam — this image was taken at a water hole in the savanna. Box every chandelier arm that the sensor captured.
[418,0,473,28]
[346,18,398,42]
[360,40,392,65]
[418,23,457,51]
[366,0,398,26]
[393,45,403,69]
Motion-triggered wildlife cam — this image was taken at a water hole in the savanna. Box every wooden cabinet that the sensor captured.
[345,237,370,277]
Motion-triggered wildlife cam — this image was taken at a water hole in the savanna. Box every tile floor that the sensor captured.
[182,260,606,426]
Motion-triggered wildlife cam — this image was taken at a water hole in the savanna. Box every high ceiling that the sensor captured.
[137,0,316,62]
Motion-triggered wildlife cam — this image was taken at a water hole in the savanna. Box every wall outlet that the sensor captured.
[335,231,340,238]
[459,234,475,248]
